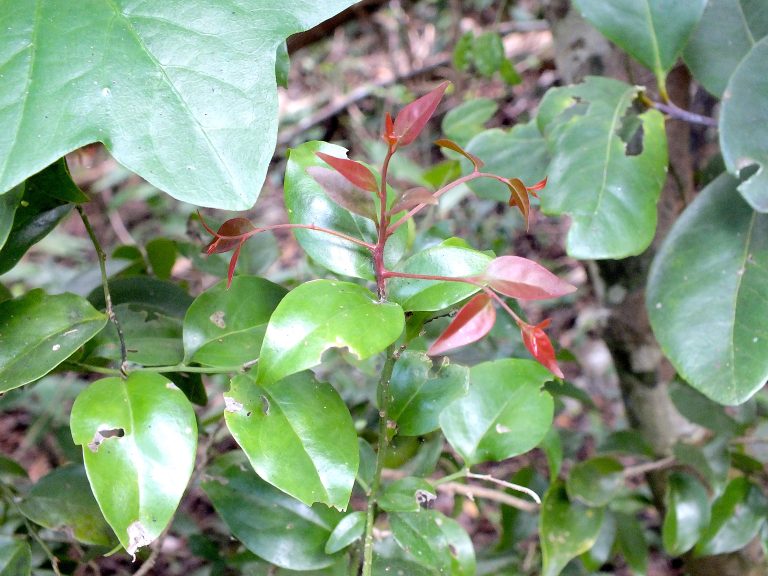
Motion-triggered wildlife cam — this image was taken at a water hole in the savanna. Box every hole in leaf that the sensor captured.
[415,489,436,509]
[88,427,125,453]
[126,520,152,558]
[224,396,244,413]
[616,100,645,156]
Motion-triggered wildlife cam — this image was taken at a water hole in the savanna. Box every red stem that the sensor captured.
[212,222,375,250]
[374,147,396,298]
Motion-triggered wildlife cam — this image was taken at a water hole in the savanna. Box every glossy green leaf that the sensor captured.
[615,512,648,576]
[202,453,343,571]
[463,121,550,202]
[439,359,554,466]
[537,77,668,258]
[573,0,706,86]
[70,373,197,555]
[441,99,498,147]
[390,511,476,576]
[0,290,107,393]
[647,173,768,404]
[540,482,604,576]
[0,541,30,576]
[379,477,436,513]
[720,35,768,211]
[257,280,404,385]
[662,472,710,556]
[566,456,624,507]
[18,464,115,546]
[0,455,26,480]
[85,303,184,366]
[146,238,176,280]
[0,1,357,210]
[284,141,407,279]
[325,511,366,554]
[183,276,287,367]
[0,185,23,251]
[224,371,358,509]
[88,275,193,319]
[684,0,768,97]
[581,511,616,572]
[388,240,492,312]
[669,380,740,435]
[695,476,768,556]
[389,351,469,436]
[673,440,730,494]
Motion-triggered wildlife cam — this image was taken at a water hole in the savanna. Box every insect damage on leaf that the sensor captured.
[88,428,125,453]
[126,520,152,558]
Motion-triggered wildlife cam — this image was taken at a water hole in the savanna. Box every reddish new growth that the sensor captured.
[201,81,574,377]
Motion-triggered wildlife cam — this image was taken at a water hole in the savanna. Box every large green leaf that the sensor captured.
[0,1,358,209]
[683,0,768,97]
[87,275,193,319]
[224,371,358,510]
[257,280,404,385]
[540,482,604,576]
[202,453,343,571]
[183,276,287,367]
[18,464,115,546]
[720,35,768,212]
[0,541,30,576]
[70,373,197,555]
[537,77,668,259]
[284,141,408,280]
[441,98,497,146]
[388,351,469,436]
[0,290,107,393]
[387,240,492,312]
[662,472,710,556]
[647,173,768,404]
[390,511,476,576]
[566,456,624,507]
[439,359,554,466]
[573,0,706,88]
[463,121,550,202]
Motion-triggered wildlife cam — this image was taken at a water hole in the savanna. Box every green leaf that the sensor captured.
[0,541,30,576]
[573,0,706,87]
[0,185,23,251]
[388,240,492,312]
[463,121,550,202]
[224,371,358,510]
[85,303,184,366]
[439,359,554,466]
[537,77,668,259]
[379,477,436,513]
[662,472,710,556]
[695,476,768,556]
[684,0,768,97]
[70,373,197,555]
[275,41,290,89]
[257,280,404,385]
[88,275,193,319]
[441,99,498,147]
[566,456,624,507]
[669,380,740,435]
[183,276,287,367]
[390,511,476,576]
[615,512,648,576]
[389,351,469,436]
[285,141,407,279]
[647,173,768,404]
[145,238,176,280]
[539,427,563,480]
[540,482,604,576]
[720,35,768,212]
[472,32,505,77]
[202,453,343,571]
[673,440,730,494]
[0,1,358,210]
[18,464,115,546]
[325,511,366,554]
[0,290,107,393]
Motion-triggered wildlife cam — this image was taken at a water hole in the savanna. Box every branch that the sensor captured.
[437,481,539,513]
[651,100,717,127]
[622,456,676,479]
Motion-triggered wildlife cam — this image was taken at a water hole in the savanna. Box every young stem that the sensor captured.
[362,344,398,576]
[373,147,395,298]
[77,205,128,376]
[211,222,375,251]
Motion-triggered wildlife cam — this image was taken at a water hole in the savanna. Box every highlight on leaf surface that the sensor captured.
[483,255,576,300]
[428,293,496,356]
[434,138,484,171]
[392,81,450,148]
[390,186,438,214]
[315,151,379,194]
[520,319,563,378]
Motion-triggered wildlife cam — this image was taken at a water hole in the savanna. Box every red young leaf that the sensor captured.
[427,293,496,356]
[484,256,577,300]
[307,166,377,221]
[506,177,531,230]
[203,217,255,254]
[390,186,437,214]
[383,112,396,147]
[393,81,449,148]
[435,138,484,171]
[316,152,379,194]
[520,319,564,378]
[226,242,244,289]
[527,176,548,194]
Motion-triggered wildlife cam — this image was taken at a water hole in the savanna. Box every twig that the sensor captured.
[437,481,538,513]
[466,472,542,504]
[652,100,717,127]
[77,206,128,377]
[622,456,676,479]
